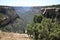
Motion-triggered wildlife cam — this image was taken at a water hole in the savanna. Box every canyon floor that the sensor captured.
[0,31,32,40]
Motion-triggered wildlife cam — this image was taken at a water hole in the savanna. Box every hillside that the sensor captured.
[0,6,24,33]
[0,4,60,33]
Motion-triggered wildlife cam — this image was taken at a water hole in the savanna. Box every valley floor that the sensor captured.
[0,31,32,40]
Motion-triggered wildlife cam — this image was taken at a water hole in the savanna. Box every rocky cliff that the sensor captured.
[0,6,24,33]
[41,7,60,22]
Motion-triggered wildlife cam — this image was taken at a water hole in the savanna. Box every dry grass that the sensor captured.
[0,30,32,40]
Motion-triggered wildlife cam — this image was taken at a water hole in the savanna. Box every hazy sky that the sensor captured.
[0,0,60,6]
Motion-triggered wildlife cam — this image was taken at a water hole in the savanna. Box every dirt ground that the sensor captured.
[0,31,32,40]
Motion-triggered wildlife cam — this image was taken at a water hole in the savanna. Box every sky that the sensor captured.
[0,0,60,6]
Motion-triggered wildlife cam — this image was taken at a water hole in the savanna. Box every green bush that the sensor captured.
[27,14,60,40]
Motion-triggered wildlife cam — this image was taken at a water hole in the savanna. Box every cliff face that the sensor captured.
[0,6,19,27]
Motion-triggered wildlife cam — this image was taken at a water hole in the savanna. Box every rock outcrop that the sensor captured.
[41,7,60,22]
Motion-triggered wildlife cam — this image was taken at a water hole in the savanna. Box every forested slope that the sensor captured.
[0,6,24,33]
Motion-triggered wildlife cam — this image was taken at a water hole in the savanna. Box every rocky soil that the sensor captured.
[0,31,32,40]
